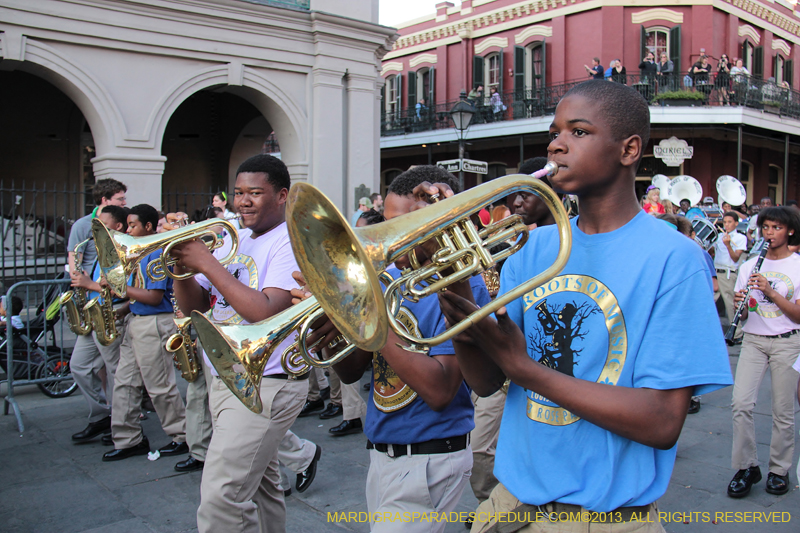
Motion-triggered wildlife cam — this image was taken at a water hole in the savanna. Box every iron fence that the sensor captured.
[380,72,800,136]
[2,278,76,433]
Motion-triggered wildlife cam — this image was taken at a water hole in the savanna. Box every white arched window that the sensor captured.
[485,53,501,93]
[644,27,669,60]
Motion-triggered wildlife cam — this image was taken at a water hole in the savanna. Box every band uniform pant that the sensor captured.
[731,333,800,476]
[470,389,506,503]
[329,368,367,421]
[716,269,742,339]
[71,314,128,423]
[277,429,317,482]
[471,484,664,533]
[366,447,472,533]
[185,356,213,461]
[111,313,186,448]
[306,367,329,401]
[196,375,306,533]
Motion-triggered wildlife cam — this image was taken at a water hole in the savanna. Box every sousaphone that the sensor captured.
[716,175,747,207]
[667,175,702,207]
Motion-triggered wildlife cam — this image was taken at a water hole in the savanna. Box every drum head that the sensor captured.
[685,207,706,220]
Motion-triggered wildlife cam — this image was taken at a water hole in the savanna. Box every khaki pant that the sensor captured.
[717,268,741,338]
[470,389,506,503]
[111,313,186,448]
[731,332,800,475]
[277,430,316,474]
[197,376,306,533]
[306,367,329,401]
[329,369,367,420]
[472,484,665,533]
[186,357,214,461]
[71,314,127,423]
[366,447,472,533]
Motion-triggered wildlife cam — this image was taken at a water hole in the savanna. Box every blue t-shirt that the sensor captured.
[496,211,732,511]
[702,249,716,279]
[365,267,491,445]
[128,250,173,316]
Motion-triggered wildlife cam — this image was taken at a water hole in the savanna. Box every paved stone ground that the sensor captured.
[1,345,799,532]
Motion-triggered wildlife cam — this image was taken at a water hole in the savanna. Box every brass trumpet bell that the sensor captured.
[92,217,239,298]
[191,297,321,414]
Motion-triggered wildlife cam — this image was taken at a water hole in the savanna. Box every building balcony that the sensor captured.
[380,73,800,148]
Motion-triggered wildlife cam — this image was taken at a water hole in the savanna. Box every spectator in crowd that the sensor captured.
[716,54,731,105]
[583,57,604,80]
[643,185,665,215]
[490,87,506,120]
[658,52,674,92]
[415,97,428,121]
[611,60,627,84]
[691,57,712,100]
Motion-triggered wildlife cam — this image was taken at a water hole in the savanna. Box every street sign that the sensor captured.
[461,159,488,174]
[436,159,461,172]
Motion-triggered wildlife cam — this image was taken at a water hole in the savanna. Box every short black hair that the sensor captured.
[99,205,129,230]
[129,204,159,232]
[235,154,291,192]
[92,179,127,205]
[562,80,650,159]
[388,165,461,196]
[723,211,740,222]
[518,157,553,187]
[9,295,22,316]
[358,209,385,226]
[757,206,800,246]
[787,199,798,207]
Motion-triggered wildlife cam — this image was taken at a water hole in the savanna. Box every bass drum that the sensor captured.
[691,218,719,250]
[685,207,706,220]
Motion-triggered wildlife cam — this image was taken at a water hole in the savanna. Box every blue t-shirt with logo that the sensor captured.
[365,266,490,445]
[128,250,173,316]
[496,211,732,511]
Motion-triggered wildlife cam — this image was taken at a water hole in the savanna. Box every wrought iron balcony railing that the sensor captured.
[380,72,800,137]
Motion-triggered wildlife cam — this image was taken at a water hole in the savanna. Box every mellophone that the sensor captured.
[92,163,574,414]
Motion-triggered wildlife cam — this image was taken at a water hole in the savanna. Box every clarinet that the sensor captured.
[725,241,770,344]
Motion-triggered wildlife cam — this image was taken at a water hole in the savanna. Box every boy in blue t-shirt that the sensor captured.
[102,204,187,462]
[297,165,490,533]
[435,80,733,531]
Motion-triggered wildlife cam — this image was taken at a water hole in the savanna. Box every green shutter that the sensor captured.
[499,48,504,94]
[407,71,416,110]
[786,60,793,88]
[754,46,764,79]
[428,66,435,104]
[541,38,547,89]
[380,82,385,118]
[394,73,402,112]
[641,25,647,60]
[514,45,525,97]
[473,55,484,90]
[669,25,681,74]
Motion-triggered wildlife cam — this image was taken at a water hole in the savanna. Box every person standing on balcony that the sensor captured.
[415,97,428,122]
[717,55,731,105]
[657,52,674,92]
[691,58,712,101]
[638,52,658,100]
[583,57,604,80]
[611,60,627,85]
[490,87,506,121]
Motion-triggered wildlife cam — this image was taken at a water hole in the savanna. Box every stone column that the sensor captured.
[91,153,167,209]
[346,72,380,214]
[310,67,346,210]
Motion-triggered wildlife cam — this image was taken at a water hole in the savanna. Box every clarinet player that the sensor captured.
[729,206,800,498]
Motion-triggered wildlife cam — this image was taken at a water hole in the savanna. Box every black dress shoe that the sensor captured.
[728,466,762,498]
[363,383,369,392]
[319,403,343,420]
[174,457,204,472]
[329,418,362,437]
[72,416,111,442]
[298,399,325,417]
[158,441,189,457]
[284,488,292,497]
[296,444,321,493]
[766,472,790,495]
[320,386,331,401]
[101,433,113,446]
[687,398,701,414]
[102,437,150,462]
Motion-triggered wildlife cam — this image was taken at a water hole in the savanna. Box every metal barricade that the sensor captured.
[2,278,76,433]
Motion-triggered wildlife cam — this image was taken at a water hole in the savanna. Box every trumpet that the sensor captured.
[91,217,240,298]
[83,286,118,346]
[285,161,571,354]
[60,238,93,336]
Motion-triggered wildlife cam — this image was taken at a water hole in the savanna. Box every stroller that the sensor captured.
[0,275,77,398]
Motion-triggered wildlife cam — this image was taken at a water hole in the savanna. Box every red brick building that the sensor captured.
[379,0,800,206]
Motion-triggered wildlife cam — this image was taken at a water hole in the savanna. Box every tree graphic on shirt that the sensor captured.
[528,299,600,377]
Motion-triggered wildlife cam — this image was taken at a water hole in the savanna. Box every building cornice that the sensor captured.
[384,0,800,60]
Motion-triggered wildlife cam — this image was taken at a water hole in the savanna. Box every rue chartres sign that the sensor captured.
[653,136,694,167]
[436,158,489,174]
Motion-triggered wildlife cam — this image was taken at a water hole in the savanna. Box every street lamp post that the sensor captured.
[449,91,476,191]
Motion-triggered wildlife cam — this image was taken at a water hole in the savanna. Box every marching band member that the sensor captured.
[69,205,130,443]
[435,80,732,532]
[103,204,187,461]
[729,206,800,498]
[295,165,490,533]
[714,211,747,344]
[171,154,304,533]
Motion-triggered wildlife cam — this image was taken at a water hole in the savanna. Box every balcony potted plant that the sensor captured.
[652,90,707,107]
[762,100,782,114]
